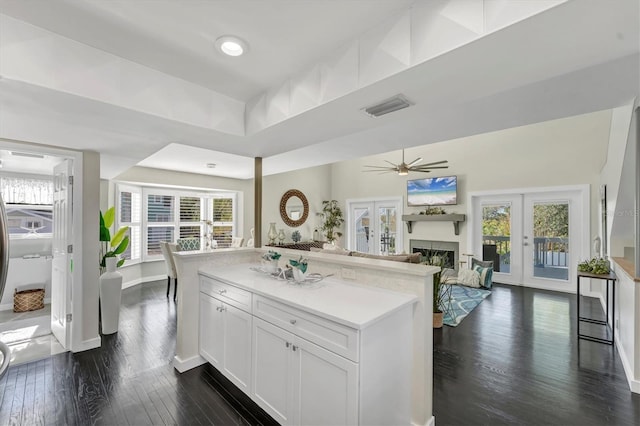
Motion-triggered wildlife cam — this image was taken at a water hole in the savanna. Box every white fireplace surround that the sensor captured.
[410,240,460,271]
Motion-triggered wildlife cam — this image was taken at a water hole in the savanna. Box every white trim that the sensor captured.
[616,333,640,393]
[122,274,166,290]
[72,336,101,353]
[173,354,207,372]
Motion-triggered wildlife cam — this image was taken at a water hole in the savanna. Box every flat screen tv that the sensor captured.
[407,175,457,206]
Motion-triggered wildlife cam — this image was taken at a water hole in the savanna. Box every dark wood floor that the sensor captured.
[434,283,640,425]
[1,281,638,425]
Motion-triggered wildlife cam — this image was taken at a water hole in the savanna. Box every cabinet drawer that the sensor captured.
[253,295,359,362]
[200,276,252,313]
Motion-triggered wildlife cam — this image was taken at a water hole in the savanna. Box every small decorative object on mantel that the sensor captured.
[421,206,447,215]
[267,222,278,245]
[278,229,286,245]
[291,230,301,243]
[578,257,611,275]
[289,255,308,282]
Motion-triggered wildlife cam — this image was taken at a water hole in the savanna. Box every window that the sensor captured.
[116,184,237,262]
[1,176,54,237]
[211,195,235,248]
[117,185,142,263]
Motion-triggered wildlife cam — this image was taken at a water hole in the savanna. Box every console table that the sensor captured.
[577,270,617,345]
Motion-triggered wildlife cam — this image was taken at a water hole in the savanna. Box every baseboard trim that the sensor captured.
[72,336,101,353]
[412,415,435,426]
[122,274,166,290]
[173,354,206,373]
[615,336,640,394]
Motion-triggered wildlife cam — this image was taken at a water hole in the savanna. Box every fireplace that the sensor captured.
[410,240,459,271]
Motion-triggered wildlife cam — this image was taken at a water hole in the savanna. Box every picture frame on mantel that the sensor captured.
[600,184,608,258]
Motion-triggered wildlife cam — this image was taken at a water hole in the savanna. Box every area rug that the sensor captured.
[443,285,491,327]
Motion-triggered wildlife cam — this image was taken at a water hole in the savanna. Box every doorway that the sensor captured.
[346,198,403,255]
[470,186,588,292]
[0,148,73,364]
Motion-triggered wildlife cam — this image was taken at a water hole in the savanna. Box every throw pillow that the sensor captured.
[457,269,481,288]
[473,264,493,289]
[471,258,494,269]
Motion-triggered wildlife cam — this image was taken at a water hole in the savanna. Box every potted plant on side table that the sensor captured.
[99,206,129,334]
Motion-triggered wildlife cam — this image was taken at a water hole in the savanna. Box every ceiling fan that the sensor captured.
[363,150,448,175]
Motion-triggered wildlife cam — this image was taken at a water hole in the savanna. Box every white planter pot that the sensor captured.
[292,268,306,282]
[100,257,123,334]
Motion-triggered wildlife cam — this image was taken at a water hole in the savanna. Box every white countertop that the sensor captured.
[199,263,418,329]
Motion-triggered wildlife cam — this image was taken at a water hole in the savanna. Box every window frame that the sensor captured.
[116,184,142,266]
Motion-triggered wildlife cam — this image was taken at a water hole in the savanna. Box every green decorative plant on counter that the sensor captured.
[289,255,308,273]
[99,206,130,275]
[321,200,344,243]
[262,250,281,261]
[578,257,611,275]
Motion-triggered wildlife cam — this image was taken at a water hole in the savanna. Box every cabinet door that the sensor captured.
[294,337,359,426]
[223,304,252,392]
[252,318,295,425]
[199,293,224,368]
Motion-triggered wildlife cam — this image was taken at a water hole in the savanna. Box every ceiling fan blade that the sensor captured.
[384,160,399,167]
[407,157,422,167]
[420,160,448,167]
[412,166,449,171]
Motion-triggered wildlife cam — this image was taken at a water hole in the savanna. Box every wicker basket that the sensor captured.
[13,288,45,313]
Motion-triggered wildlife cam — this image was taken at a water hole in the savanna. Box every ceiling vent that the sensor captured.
[362,94,413,118]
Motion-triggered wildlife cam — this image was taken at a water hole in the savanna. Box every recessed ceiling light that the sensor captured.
[206,163,217,168]
[215,35,249,57]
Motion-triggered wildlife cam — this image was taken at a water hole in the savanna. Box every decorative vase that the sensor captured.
[263,259,278,274]
[292,268,306,283]
[278,229,285,245]
[268,222,278,245]
[433,312,444,329]
[100,257,123,334]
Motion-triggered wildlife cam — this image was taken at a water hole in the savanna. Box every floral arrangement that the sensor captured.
[289,255,308,273]
[262,250,281,261]
[578,257,610,275]
[420,206,447,215]
[291,230,301,243]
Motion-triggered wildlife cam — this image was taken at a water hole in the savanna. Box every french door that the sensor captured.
[472,188,587,292]
[347,198,402,255]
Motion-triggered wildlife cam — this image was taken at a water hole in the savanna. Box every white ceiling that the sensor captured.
[0,0,638,181]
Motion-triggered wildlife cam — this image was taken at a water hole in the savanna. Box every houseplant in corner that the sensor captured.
[320,200,344,244]
[99,206,129,334]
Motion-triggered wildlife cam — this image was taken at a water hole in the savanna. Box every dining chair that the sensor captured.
[160,241,178,300]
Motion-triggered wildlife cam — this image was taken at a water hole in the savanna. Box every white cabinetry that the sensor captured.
[199,269,415,425]
[199,278,252,392]
[252,317,358,425]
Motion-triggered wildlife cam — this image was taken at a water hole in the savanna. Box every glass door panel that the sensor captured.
[482,204,512,273]
[526,200,571,283]
[352,206,372,254]
[378,206,397,255]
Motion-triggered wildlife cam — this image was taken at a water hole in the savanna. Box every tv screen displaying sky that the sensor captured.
[407,176,457,206]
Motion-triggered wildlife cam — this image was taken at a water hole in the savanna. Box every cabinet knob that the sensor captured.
[289,319,297,325]
[292,345,298,352]
[285,342,291,348]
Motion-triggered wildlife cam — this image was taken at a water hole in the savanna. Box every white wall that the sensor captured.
[331,110,611,255]
[262,164,332,244]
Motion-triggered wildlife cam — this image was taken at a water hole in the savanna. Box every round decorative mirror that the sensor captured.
[279,189,309,227]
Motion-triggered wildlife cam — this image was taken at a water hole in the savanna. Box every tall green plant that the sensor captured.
[320,200,344,243]
[99,206,129,275]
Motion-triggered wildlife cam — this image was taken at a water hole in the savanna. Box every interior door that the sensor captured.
[348,199,402,255]
[51,159,73,349]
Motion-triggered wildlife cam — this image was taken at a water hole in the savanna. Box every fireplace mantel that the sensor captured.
[401,214,466,235]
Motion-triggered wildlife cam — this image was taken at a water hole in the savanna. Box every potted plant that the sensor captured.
[289,255,308,282]
[99,206,129,334]
[320,200,344,244]
[262,250,281,273]
[426,253,449,329]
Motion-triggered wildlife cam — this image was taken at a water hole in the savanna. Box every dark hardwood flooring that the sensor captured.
[1,280,638,425]
[434,283,640,425]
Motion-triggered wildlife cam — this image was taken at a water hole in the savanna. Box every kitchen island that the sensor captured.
[172,248,438,426]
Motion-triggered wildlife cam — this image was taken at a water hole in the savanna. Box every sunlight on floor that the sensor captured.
[7,334,66,366]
